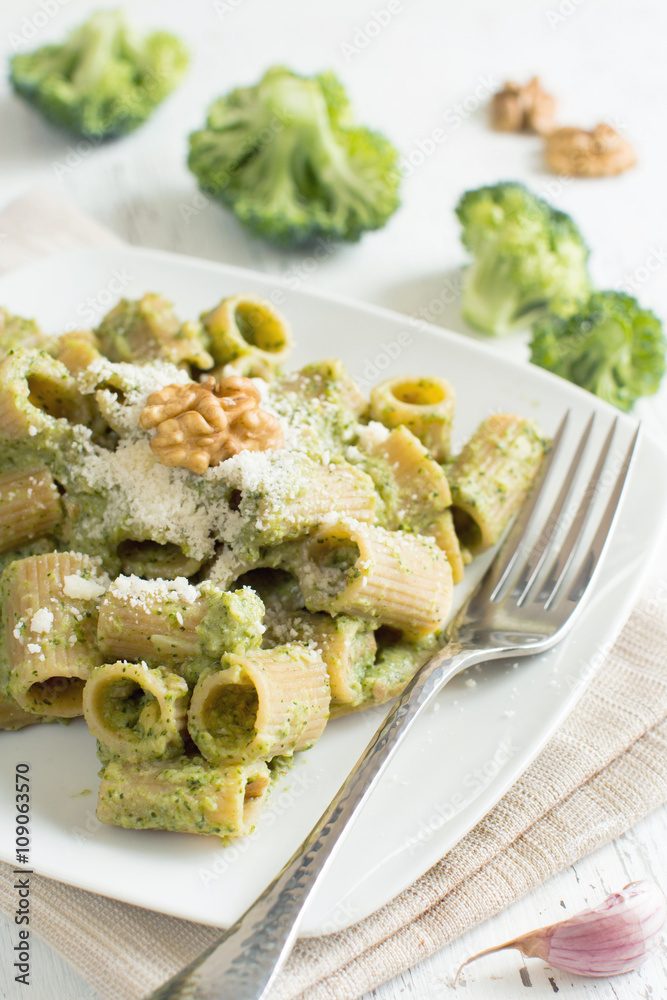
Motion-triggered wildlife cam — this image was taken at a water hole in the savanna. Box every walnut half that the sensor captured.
[138,376,284,475]
[545,124,637,177]
[489,77,556,135]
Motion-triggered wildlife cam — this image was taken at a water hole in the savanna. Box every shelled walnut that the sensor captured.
[545,124,636,177]
[139,375,284,475]
[489,77,556,135]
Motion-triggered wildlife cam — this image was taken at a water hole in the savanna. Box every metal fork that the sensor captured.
[149,410,640,1000]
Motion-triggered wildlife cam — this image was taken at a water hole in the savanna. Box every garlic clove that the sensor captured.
[456,880,666,983]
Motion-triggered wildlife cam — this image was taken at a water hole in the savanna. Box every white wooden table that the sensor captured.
[1,0,666,997]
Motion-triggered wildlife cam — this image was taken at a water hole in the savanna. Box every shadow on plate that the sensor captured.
[0,96,71,164]
[380,266,488,341]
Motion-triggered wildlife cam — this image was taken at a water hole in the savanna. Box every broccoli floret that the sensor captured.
[9,10,188,138]
[187,66,400,246]
[455,181,591,336]
[529,291,666,411]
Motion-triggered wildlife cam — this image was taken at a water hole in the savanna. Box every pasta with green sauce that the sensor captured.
[0,291,547,841]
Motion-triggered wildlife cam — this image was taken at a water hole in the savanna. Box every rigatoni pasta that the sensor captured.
[279,358,368,418]
[83,660,189,760]
[369,375,456,461]
[54,331,103,375]
[423,508,467,585]
[0,689,51,731]
[296,517,454,639]
[0,289,547,843]
[201,294,292,379]
[1,551,107,717]
[302,615,376,707]
[0,350,88,439]
[97,757,270,838]
[262,604,377,707]
[95,293,214,370]
[447,413,547,552]
[258,460,377,543]
[97,576,206,664]
[361,424,451,531]
[188,644,331,764]
[0,468,63,553]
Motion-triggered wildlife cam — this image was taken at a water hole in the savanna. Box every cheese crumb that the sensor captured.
[27,642,41,654]
[356,421,390,449]
[63,575,107,601]
[30,608,54,634]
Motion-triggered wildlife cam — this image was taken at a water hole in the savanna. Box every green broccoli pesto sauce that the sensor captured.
[182,586,265,689]
[203,683,259,747]
[100,758,251,838]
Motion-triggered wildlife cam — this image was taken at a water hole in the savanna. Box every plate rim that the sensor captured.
[0,243,645,430]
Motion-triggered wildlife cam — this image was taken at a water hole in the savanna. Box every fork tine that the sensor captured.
[488,409,570,601]
[547,423,641,609]
[531,417,618,606]
[512,413,595,602]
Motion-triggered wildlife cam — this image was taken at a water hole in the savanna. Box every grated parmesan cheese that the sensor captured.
[109,575,199,611]
[356,421,390,449]
[63,575,107,601]
[30,608,54,634]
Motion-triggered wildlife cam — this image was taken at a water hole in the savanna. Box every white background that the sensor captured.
[0,0,667,997]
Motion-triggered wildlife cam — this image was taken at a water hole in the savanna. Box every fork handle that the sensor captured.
[150,642,488,1000]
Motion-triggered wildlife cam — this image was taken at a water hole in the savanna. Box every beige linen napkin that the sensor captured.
[0,189,666,1000]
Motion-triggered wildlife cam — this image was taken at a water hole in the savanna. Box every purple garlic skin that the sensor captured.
[542,880,667,977]
[457,880,666,983]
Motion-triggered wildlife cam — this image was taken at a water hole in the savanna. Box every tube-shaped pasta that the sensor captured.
[0,307,54,359]
[0,350,89,439]
[258,461,376,543]
[202,294,293,378]
[54,332,103,374]
[369,375,456,461]
[363,425,451,530]
[448,414,547,553]
[2,552,106,716]
[97,579,265,669]
[262,606,376,707]
[361,638,434,711]
[422,508,466,585]
[115,539,204,580]
[310,615,377,705]
[188,644,330,764]
[83,660,189,760]
[330,631,439,718]
[95,294,214,369]
[0,690,51,731]
[97,576,206,664]
[0,468,63,553]
[97,757,270,839]
[279,359,367,418]
[297,517,453,639]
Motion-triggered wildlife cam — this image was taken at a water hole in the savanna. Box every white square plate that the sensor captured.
[0,246,665,934]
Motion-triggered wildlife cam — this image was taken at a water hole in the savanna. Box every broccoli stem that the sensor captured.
[463,255,548,335]
[70,11,124,93]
